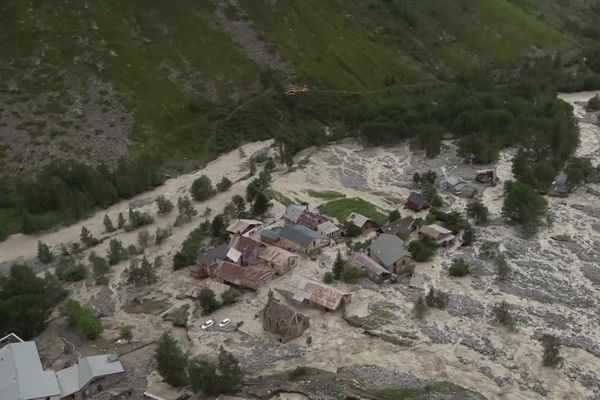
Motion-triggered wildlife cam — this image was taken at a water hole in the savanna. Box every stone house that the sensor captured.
[262,296,309,343]
[259,246,298,275]
[418,224,456,247]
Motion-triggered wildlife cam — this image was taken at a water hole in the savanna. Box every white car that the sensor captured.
[201,320,214,330]
[219,318,231,327]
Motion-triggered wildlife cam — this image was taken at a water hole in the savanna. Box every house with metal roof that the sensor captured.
[379,216,417,237]
[278,224,329,253]
[260,228,280,244]
[317,221,341,239]
[262,296,309,343]
[418,224,456,247]
[0,336,124,400]
[446,176,476,198]
[230,235,265,265]
[276,274,350,311]
[347,252,395,283]
[259,246,298,275]
[369,234,414,274]
[226,219,263,238]
[213,261,273,291]
[347,212,376,232]
[283,204,307,224]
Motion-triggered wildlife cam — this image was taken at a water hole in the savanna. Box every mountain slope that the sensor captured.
[0,0,581,173]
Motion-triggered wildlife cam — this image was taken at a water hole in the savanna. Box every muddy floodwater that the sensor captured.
[1,92,600,399]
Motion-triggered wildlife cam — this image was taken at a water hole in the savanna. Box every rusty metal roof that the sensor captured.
[280,274,349,310]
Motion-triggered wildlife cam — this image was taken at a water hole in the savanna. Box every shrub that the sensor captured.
[340,264,362,284]
[388,210,400,222]
[497,256,510,281]
[587,94,600,111]
[449,258,470,277]
[221,288,242,305]
[461,224,475,246]
[191,175,215,201]
[413,296,427,319]
[107,239,127,265]
[137,229,153,250]
[37,241,53,264]
[199,288,221,315]
[541,334,562,367]
[156,195,174,215]
[155,226,172,245]
[80,226,99,247]
[408,236,437,262]
[425,287,448,309]
[466,200,489,225]
[55,257,88,282]
[125,209,154,232]
[62,299,103,339]
[89,252,109,277]
[103,214,115,232]
[323,272,335,284]
[117,212,126,229]
[344,221,362,238]
[119,325,133,343]
[125,257,157,286]
[216,176,233,192]
[494,301,516,330]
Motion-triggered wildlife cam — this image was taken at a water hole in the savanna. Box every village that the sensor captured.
[1,92,600,400]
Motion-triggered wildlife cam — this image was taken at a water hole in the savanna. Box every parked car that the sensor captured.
[201,320,214,330]
[219,318,231,327]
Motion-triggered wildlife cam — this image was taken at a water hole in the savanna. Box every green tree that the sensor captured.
[80,226,99,247]
[188,347,242,395]
[37,241,53,264]
[191,175,215,201]
[332,251,345,279]
[423,183,443,207]
[541,334,562,367]
[155,332,188,387]
[103,214,115,232]
[462,224,475,246]
[188,358,218,394]
[119,325,133,343]
[340,264,362,284]
[502,181,548,235]
[156,195,174,215]
[125,209,154,232]
[55,257,88,282]
[388,209,401,222]
[449,259,470,277]
[155,226,172,245]
[413,296,427,319]
[89,252,110,277]
[211,214,227,239]
[232,195,246,217]
[137,229,152,250]
[62,299,103,339]
[343,221,362,238]
[323,272,335,284]
[173,223,209,269]
[216,176,233,192]
[117,212,126,229]
[566,157,594,187]
[466,200,489,225]
[497,255,510,281]
[251,192,271,216]
[408,236,437,262]
[216,346,242,392]
[587,94,600,111]
[174,196,197,226]
[221,288,241,305]
[200,288,221,314]
[107,239,127,265]
[0,264,66,339]
[125,257,157,286]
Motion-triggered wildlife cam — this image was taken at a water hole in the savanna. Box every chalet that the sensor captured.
[317,221,341,239]
[0,336,124,400]
[213,261,273,291]
[230,235,265,265]
[276,274,351,311]
[260,228,281,244]
[278,224,329,253]
[347,252,395,283]
[347,212,376,232]
[418,224,456,247]
[475,169,499,186]
[283,204,308,224]
[226,219,263,238]
[405,192,430,212]
[262,296,309,343]
[369,234,414,274]
[260,246,298,275]
[379,216,417,237]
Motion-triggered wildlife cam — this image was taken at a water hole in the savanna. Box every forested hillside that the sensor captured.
[1,0,600,237]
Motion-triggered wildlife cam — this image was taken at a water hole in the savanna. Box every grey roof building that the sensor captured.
[369,234,412,269]
[0,336,125,400]
[0,341,61,400]
[196,244,230,267]
[279,224,325,249]
[283,204,307,224]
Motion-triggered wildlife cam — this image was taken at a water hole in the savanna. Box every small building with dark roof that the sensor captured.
[405,192,430,212]
[347,252,394,283]
[379,216,417,237]
[369,234,414,275]
[261,228,281,244]
[230,235,265,266]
